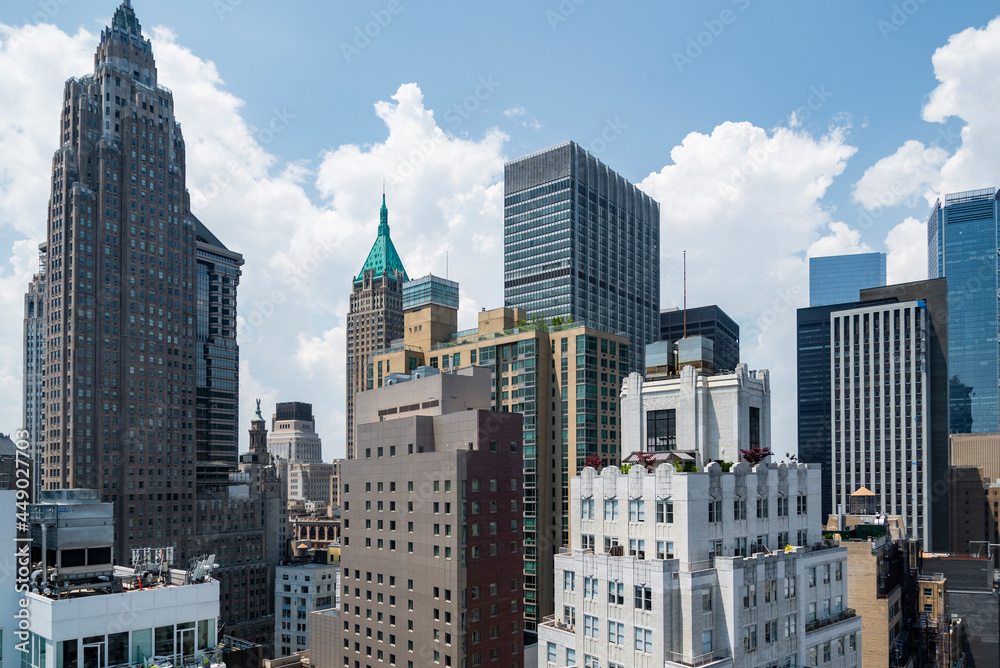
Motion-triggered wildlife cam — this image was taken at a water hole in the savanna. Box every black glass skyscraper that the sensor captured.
[504,142,660,372]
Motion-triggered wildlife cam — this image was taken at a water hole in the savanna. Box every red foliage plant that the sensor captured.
[740,446,772,467]
[585,455,603,471]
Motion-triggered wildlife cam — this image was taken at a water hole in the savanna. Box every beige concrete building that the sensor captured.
[367,286,629,630]
[287,461,335,505]
[950,433,1000,483]
[329,459,342,510]
[309,608,342,668]
[340,368,525,667]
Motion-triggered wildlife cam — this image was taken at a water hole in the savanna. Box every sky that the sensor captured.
[1,0,999,461]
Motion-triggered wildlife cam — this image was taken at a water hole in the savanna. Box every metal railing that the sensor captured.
[805,608,857,632]
[667,648,730,666]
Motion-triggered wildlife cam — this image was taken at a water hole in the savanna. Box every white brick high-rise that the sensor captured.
[830,300,931,551]
[538,462,862,668]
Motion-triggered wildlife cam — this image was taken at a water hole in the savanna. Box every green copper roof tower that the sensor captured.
[355,195,409,283]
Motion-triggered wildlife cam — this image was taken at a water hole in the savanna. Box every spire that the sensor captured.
[379,194,389,235]
[355,194,408,284]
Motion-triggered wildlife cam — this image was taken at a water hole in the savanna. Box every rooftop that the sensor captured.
[355,195,408,283]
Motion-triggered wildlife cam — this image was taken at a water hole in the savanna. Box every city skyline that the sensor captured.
[2,2,1000,459]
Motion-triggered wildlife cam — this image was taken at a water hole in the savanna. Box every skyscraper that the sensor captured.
[504,141,660,372]
[659,304,740,372]
[928,188,1000,434]
[808,252,886,307]
[28,2,278,649]
[831,299,933,550]
[23,249,47,501]
[345,195,407,459]
[194,216,244,487]
[38,0,199,558]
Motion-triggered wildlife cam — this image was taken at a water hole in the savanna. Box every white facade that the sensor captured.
[286,462,335,504]
[830,301,930,551]
[274,563,339,658]
[538,463,862,668]
[22,576,220,668]
[621,364,771,465]
[268,419,323,463]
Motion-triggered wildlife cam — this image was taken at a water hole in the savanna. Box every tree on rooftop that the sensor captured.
[740,446,773,467]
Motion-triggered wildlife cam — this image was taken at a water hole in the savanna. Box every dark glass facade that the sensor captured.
[659,305,740,372]
[928,188,1000,434]
[808,252,886,307]
[504,142,660,373]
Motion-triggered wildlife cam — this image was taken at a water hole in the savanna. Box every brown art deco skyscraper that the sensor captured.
[345,196,407,459]
[37,0,239,559]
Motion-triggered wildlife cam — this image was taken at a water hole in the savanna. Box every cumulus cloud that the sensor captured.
[807,222,873,258]
[852,140,948,211]
[884,217,927,285]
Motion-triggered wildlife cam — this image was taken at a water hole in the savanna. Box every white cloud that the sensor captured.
[884,217,927,285]
[640,120,857,453]
[851,140,948,211]
[924,15,1000,197]
[806,222,872,258]
[503,106,542,130]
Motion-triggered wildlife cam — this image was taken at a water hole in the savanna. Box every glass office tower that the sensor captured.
[928,188,1000,433]
[808,252,886,307]
[504,141,660,372]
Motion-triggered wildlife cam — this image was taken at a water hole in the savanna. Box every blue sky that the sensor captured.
[1,0,999,458]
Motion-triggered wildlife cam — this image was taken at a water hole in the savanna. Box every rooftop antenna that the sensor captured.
[683,250,687,339]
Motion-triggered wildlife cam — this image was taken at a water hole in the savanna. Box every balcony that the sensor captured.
[539,614,575,634]
[806,608,857,633]
[665,649,732,667]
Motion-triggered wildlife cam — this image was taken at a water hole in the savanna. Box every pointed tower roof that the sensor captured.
[355,195,408,284]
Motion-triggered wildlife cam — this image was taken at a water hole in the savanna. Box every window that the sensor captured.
[797,495,808,516]
[581,498,594,520]
[765,620,778,644]
[733,498,747,520]
[756,497,769,518]
[835,563,843,581]
[634,586,652,611]
[604,499,619,520]
[742,583,757,608]
[808,602,817,623]
[734,536,748,557]
[634,628,653,653]
[708,499,722,523]
[743,625,758,652]
[823,564,831,584]
[646,409,676,450]
[764,580,778,603]
[583,615,598,639]
[546,643,556,663]
[608,581,624,605]
[563,571,575,591]
[656,541,674,560]
[656,499,673,523]
[629,539,645,558]
[701,631,712,655]
[702,591,712,611]
[784,576,796,599]
[607,621,624,646]
[583,577,598,600]
[784,614,797,637]
[629,499,645,522]
[563,606,576,627]
[777,496,789,517]
[778,531,789,549]
[808,567,817,587]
